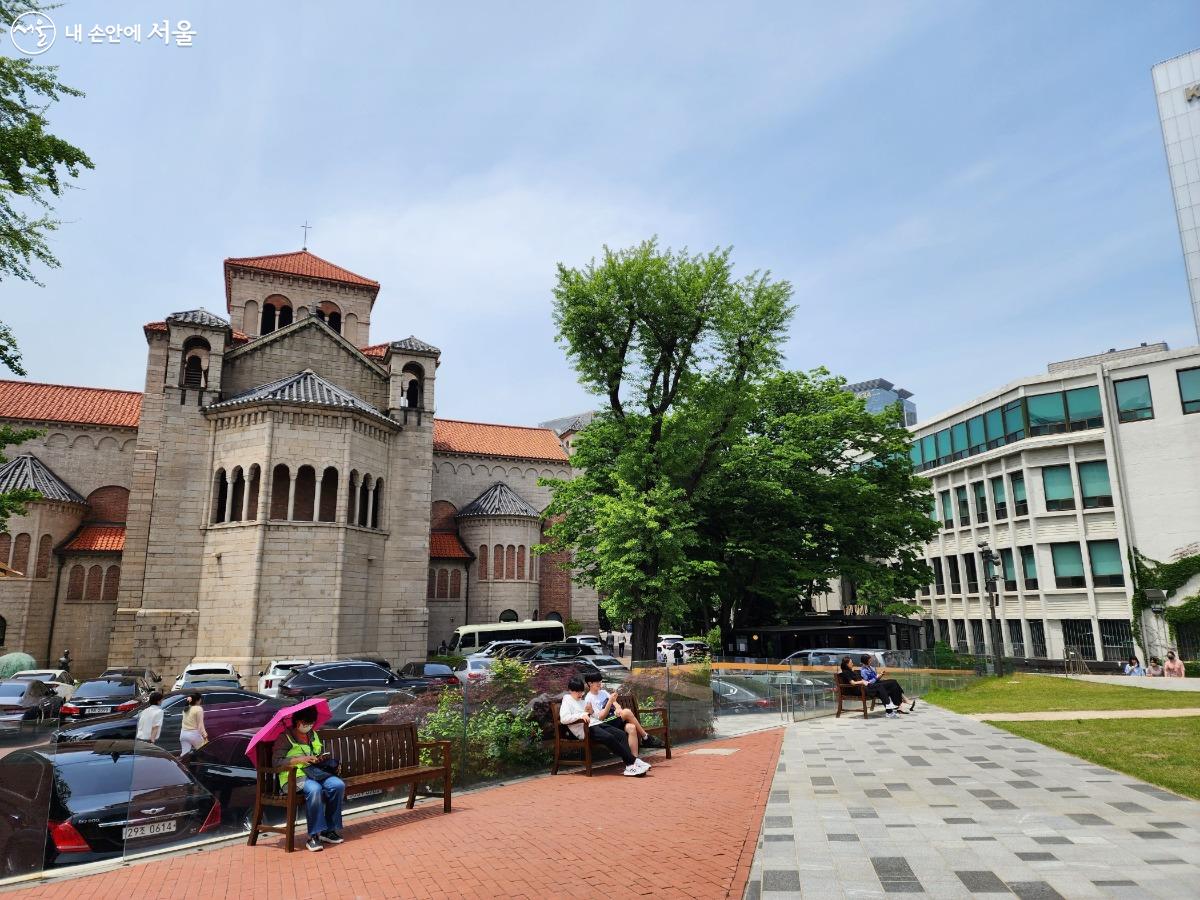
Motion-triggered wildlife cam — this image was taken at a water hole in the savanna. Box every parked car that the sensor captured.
[514,643,600,662]
[11,670,76,700]
[711,678,773,713]
[398,662,459,687]
[0,679,64,733]
[530,659,603,680]
[276,660,412,700]
[101,667,163,684]
[468,640,530,659]
[256,659,312,697]
[179,676,243,690]
[453,657,494,684]
[53,687,286,754]
[587,656,630,679]
[491,642,539,659]
[173,662,240,691]
[782,648,902,668]
[322,687,418,729]
[566,634,603,650]
[59,678,151,723]
[0,740,221,874]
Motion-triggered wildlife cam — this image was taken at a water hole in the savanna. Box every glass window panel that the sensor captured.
[990,476,1006,504]
[939,491,953,522]
[1020,546,1037,579]
[984,408,1004,442]
[935,430,951,462]
[1178,367,1200,414]
[973,481,987,509]
[1088,540,1123,576]
[1003,400,1026,440]
[1041,465,1074,501]
[1077,461,1111,499]
[1051,543,1085,577]
[1010,473,1026,502]
[1026,392,1065,432]
[967,416,985,451]
[999,548,1016,580]
[1065,386,1102,427]
[950,422,968,454]
[1114,376,1153,422]
[921,435,936,465]
[909,442,922,468]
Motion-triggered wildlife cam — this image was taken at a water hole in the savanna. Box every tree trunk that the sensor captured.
[631,611,661,663]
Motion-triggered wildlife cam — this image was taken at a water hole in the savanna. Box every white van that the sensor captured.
[446,620,566,654]
[173,661,241,690]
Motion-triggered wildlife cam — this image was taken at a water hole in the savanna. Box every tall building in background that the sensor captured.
[1153,48,1200,339]
[846,378,917,425]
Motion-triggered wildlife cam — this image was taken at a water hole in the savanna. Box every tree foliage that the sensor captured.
[0,322,38,534]
[1,0,95,284]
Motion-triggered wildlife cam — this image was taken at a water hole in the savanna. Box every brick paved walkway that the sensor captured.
[4,729,782,900]
[744,706,1200,899]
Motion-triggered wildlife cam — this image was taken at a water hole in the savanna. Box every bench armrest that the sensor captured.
[416,740,452,764]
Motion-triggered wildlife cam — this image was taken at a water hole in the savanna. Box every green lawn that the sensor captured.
[995,717,1200,801]
[924,673,1200,714]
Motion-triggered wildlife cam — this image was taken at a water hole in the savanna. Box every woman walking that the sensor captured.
[180,693,208,755]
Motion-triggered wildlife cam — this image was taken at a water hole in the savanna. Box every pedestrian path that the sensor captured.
[966,708,1200,722]
[745,705,1200,899]
[1037,675,1200,693]
[4,729,783,900]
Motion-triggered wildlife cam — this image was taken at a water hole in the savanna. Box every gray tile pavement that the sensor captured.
[743,706,1200,899]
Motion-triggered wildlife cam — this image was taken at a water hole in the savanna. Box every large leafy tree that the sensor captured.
[541,240,793,661]
[689,369,938,650]
[0,333,39,536]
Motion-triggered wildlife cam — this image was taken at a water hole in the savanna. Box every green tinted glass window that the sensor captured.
[1087,540,1122,576]
[1178,367,1200,415]
[990,476,1006,504]
[935,430,951,462]
[999,548,1016,580]
[1078,461,1111,501]
[1003,400,1026,440]
[1026,392,1066,435]
[1010,473,1026,502]
[1041,465,1073,501]
[909,442,922,468]
[1020,545,1037,579]
[921,435,936,466]
[951,422,968,455]
[1051,543,1085,577]
[1065,386,1102,428]
[984,408,1004,443]
[939,491,953,522]
[1114,376,1153,422]
[967,416,985,452]
[972,481,987,512]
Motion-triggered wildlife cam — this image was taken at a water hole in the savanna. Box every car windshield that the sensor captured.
[424,665,452,676]
[73,680,135,699]
[187,667,232,676]
[15,672,55,681]
[0,683,27,698]
[271,663,304,673]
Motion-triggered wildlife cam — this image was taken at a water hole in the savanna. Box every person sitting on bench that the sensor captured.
[858,655,916,715]
[560,675,650,776]
[583,671,658,755]
[837,657,899,719]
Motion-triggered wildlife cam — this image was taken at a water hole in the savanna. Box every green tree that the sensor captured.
[689,369,937,651]
[0,328,38,534]
[1,0,95,284]
[540,240,793,661]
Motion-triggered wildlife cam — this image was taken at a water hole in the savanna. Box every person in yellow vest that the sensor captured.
[271,706,345,852]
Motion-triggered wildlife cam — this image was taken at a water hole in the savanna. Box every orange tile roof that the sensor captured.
[429,531,472,560]
[144,321,250,345]
[64,524,125,553]
[433,419,569,463]
[224,250,380,308]
[0,380,141,429]
[359,343,388,359]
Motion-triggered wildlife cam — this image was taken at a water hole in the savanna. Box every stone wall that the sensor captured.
[432,455,571,512]
[227,267,376,347]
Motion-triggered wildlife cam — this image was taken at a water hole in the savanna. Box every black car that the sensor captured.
[277,660,413,699]
[101,666,163,684]
[0,740,220,875]
[323,687,419,728]
[530,659,604,679]
[60,678,151,723]
[0,679,63,734]
[53,688,286,753]
[398,662,459,687]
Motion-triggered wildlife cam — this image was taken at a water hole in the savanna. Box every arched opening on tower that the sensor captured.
[260,295,293,335]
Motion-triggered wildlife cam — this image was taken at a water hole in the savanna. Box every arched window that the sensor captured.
[517,545,526,580]
[180,336,210,389]
[212,469,229,524]
[85,486,130,523]
[315,301,342,335]
[449,569,462,598]
[11,533,30,575]
[316,466,338,522]
[371,478,383,529]
[0,533,9,566]
[35,534,52,578]
[260,295,293,335]
[402,363,424,409]
[347,470,359,524]
[358,475,371,527]
[246,465,261,520]
[477,545,488,580]
[229,467,245,522]
[343,312,359,344]
[85,565,103,601]
[293,465,316,521]
[499,609,518,623]
[436,569,449,599]
[102,565,121,601]
[494,544,504,580]
[66,565,84,600]
[427,568,436,598]
[546,611,563,623]
[506,545,516,580]
[243,299,259,335]
[269,465,290,520]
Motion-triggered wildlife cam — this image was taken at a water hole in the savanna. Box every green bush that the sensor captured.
[704,626,721,656]
[564,618,583,637]
[1185,662,1200,679]
[418,689,546,783]
[931,641,960,669]
[428,654,466,669]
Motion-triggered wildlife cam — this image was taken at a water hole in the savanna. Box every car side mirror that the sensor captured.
[258,671,264,677]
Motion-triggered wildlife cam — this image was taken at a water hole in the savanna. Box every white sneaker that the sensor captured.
[623,764,640,776]
[634,758,651,774]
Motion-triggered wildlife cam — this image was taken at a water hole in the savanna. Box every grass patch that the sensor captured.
[994,717,1200,801]
[924,673,1200,714]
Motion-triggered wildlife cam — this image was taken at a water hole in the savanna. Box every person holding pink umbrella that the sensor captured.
[272,705,345,852]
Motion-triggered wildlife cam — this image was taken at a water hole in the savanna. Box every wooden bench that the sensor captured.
[248,722,451,852]
[550,693,670,776]
[834,680,877,719]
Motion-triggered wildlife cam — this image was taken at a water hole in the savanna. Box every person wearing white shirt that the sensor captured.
[560,676,648,776]
[584,673,654,757]
[135,691,164,743]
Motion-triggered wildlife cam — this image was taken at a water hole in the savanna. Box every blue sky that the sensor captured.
[2,1,1197,426]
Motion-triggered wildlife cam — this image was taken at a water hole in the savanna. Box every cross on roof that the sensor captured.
[300,221,312,249]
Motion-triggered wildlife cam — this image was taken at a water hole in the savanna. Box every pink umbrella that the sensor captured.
[244,697,332,763]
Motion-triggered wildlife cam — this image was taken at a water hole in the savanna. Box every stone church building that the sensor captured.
[0,250,596,677]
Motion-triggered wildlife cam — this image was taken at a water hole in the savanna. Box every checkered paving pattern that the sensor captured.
[745,706,1200,899]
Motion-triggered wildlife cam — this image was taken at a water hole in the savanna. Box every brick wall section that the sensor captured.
[84,485,129,522]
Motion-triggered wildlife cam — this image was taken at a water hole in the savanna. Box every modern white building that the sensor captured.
[907,342,1200,664]
[1153,49,1200,339]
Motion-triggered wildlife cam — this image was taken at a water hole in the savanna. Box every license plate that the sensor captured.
[347,788,383,801]
[85,707,112,715]
[122,820,176,840]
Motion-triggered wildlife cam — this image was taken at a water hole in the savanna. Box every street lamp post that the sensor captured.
[978,541,1005,678]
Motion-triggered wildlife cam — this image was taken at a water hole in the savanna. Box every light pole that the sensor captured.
[977,541,1005,678]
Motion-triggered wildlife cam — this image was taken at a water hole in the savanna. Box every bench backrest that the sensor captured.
[550,701,578,740]
[253,722,420,796]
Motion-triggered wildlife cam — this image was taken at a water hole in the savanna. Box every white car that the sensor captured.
[173,661,241,691]
[567,634,603,650]
[469,640,531,660]
[656,634,685,663]
[11,669,76,700]
[453,657,495,685]
[257,659,312,697]
[588,655,630,679]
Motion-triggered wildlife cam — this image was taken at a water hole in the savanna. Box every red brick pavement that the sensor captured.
[5,729,782,900]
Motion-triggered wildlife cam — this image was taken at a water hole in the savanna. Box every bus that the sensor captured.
[447,620,566,653]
